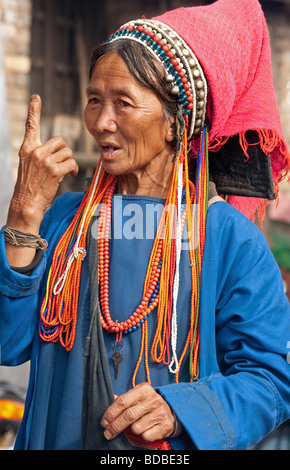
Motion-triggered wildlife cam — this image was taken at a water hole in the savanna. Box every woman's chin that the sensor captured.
[101,161,120,175]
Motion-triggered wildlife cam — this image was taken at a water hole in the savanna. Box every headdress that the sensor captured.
[153,0,290,221]
[39,0,290,388]
[109,0,290,221]
[108,19,208,141]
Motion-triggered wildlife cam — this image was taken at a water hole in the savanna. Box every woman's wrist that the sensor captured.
[5,199,46,267]
[7,197,44,235]
[4,226,48,251]
[10,248,43,276]
[169,411,183,438]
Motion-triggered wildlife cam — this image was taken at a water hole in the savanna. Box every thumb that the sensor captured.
[22,94,42,150]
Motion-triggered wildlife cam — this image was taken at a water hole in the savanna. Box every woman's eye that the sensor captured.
[88,97,100,105]
[119,100,130,107]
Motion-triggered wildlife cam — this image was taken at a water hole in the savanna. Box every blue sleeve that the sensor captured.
[0,214,51,366]
[157,205,290,450]
[0,191,84,366]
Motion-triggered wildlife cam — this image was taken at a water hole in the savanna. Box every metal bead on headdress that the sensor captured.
[108,19,208,140]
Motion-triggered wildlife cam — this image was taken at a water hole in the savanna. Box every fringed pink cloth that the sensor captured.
[154,0,290,222]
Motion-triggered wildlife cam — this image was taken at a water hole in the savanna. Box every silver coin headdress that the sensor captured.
[108,19,208,140]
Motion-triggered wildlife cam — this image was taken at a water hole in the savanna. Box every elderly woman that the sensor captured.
[1,0,290,451]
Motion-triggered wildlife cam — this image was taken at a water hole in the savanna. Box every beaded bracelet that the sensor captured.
[4,226,48,251]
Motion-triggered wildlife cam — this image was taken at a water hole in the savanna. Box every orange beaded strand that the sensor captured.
[40,161,117,351]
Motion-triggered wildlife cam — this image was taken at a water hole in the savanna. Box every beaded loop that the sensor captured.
[108,19,208,139]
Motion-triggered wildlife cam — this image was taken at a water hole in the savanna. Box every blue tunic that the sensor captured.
[0,192,290,450]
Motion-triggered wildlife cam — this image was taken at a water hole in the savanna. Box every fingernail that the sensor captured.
[31,94,39,101]
[104,429,112,440]
[101,418,109,428]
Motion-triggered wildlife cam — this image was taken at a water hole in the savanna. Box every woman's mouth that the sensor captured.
[100,145,121,159]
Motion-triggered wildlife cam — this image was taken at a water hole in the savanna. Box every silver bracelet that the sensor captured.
[4,226,48,251]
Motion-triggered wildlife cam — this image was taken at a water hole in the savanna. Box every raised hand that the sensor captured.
[6,94,79,266]
[12,95,78,223]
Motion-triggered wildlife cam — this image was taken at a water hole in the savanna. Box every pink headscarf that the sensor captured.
[153,0,290,221]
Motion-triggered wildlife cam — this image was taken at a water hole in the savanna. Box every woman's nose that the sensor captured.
[94,103,117,134]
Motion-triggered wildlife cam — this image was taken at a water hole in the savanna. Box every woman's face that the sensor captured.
[84,52,174,177]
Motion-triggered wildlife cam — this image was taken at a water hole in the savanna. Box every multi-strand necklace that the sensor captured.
[39,129,209,383]
[97,179,160,340]
[97,174,191,382]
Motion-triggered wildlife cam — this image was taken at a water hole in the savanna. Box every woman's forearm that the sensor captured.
[5,199,43,267]
[5,94,78,268]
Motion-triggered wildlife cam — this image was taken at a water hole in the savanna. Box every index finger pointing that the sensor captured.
[22,94,42,149]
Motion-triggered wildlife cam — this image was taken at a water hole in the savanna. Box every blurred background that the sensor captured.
[0,0,289,449]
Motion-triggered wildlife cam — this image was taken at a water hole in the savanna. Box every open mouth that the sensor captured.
[103,145,119,151]
[100,145,121,158]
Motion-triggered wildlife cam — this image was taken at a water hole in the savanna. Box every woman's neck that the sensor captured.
[117,152,174,199]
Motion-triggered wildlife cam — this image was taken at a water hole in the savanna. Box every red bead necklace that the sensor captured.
[97,181,162,342]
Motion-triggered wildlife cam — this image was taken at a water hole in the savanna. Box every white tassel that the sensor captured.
[169,159,183,374]
[53,162,103,296]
